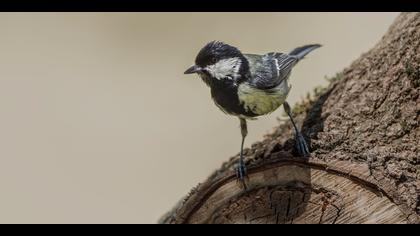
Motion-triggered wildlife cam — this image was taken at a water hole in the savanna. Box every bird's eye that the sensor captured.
[211,58,217,64]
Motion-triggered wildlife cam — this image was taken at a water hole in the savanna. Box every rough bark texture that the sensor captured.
[160,13,420,224]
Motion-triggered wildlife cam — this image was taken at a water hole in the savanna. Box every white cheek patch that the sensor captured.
[205,57,242,80]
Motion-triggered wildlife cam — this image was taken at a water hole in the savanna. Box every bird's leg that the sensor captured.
[236,118,249,188]
[283,101,310,157]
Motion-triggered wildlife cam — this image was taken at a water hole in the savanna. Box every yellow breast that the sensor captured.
[237,81,290,116]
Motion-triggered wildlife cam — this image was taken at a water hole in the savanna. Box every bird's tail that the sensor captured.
[288,44,322,60]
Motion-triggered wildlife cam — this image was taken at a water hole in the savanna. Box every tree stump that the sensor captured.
[160,12,420,224]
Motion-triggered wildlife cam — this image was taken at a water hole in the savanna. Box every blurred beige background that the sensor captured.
[0,12,398,223]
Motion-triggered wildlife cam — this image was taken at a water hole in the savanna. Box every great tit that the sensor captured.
[184,41,321,187]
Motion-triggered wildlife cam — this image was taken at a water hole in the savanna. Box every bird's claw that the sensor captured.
[235,162,248,189]
[295,132,310,157]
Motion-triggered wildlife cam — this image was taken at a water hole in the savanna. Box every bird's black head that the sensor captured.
[184,41,249,84]
[195,41,243,67]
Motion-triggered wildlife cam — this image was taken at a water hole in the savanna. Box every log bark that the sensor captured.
[160,12,420,224]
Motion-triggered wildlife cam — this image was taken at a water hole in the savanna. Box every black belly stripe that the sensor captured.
[210,80,258,117]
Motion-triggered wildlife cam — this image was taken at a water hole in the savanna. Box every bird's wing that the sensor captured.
[244,53,298,90]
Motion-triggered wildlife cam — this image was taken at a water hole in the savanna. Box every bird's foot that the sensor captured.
[295,132,310,158]
[235,162,249,189]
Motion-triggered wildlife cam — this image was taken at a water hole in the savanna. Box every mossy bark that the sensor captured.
[160,12,420,224]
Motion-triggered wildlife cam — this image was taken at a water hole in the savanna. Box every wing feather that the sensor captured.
[244,53,298,90]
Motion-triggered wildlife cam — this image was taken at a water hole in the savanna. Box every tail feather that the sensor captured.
[289,44,321,60]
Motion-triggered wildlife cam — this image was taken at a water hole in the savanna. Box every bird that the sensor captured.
[184,41,321,187]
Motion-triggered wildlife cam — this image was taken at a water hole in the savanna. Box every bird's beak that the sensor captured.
[184,65,202,74]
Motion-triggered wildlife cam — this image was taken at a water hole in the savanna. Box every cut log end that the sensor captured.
[161,158,417,224]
